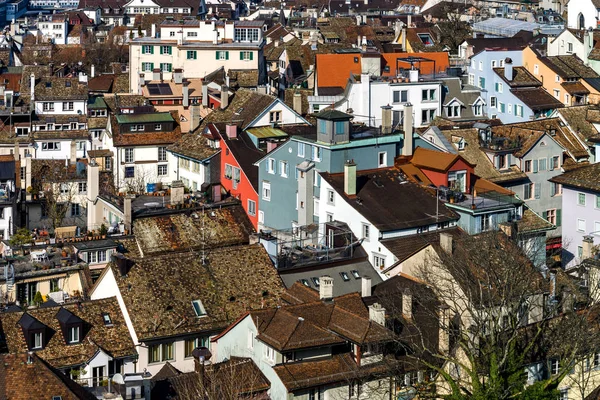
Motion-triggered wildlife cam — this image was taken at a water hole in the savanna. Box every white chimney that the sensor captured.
[381,105,392,134]
[91,64,95,78]
[70,140,77,164]
[213,28,219,44]
[504,57,514,81]
[409,69,419,82]
[344,160,356,196]
[319,276,333,300]
[86,159,100,230]
[368,303,386,325]
[293,92,302,115]
[402,291,412,319]
[582,235,594,260]
[361,276,371,297]
[182,81,190,107]
[402,103,414,156]
[440,232,453,253]
[151,23,156,38]
[201,84,208,107]
[407,14,412,27]
[170,180,185,205]
[220,85,229,110]
[124,194,134,234]
[30,73,35,101]
[138,73,145,95]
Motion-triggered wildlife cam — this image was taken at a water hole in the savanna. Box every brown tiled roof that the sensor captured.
[0,353,97,400]
[539,55,600,79]
[557,106,600,141]
[411,146,475,172]
[381,226,464,264]
[88,117,108,129]
[227,69,259,88]
[87,149,112,158]
[132,204,254,256]
[111,111,183,147]
[88,75,114,92]
[281,281,319,305]
[167,132,220,161]
[32,130,89,140]
[514,207,555,234]
[103,94,147,112]
[108,243,285,340]
[510,87,565,112]
[284,88,311,116]
[550,162,600,192]
[320,168,459,232]
[0,298,136,369]
[273,353,391,391]
[494,67,541,88]
[0,73,21,92]
[33,77,88,101]
[561,81,590,95]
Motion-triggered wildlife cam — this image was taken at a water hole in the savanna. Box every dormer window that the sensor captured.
[18,313,47,351]
[68,326,80,343]
[32,332,43,349]
[192,300,206,317]
[56,308,84,346]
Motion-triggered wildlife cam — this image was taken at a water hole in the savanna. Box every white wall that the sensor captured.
[34,139,90,160]
[249,101,307,127]
[567,0,599,29]
[34,100,86,115]
[113,145,175,192]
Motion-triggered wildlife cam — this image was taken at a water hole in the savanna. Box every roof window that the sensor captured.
[102,313,112,326]
[300,279,310,287]
[340,271,350,281]
[351,270,360,279]
[192,300,207,317]
[311,277,320,287]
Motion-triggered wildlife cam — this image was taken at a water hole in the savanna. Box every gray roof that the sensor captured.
[441,77,484,122]
[72,239,118,251]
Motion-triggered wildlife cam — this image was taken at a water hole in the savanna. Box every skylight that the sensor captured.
[311,277,320,287]
[340,272,350,282]
[192,300,207,317]
[351,270,360,279]
[102,313,112,326]
[300,279,310,287]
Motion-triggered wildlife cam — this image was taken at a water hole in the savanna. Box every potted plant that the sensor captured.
[33,291,43,307]
[99,224,108,238]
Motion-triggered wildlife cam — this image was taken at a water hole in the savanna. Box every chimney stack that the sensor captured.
[226,124,237,139]
[190,104,201,133]
[368,303,386,325]
[582,235,594,260]
[409,69,419,82]
[402,290,412,320]
[381,105,392,134]
[344,160,357,196]
[86,159,100,230]
[70,140,77,164]
[202,84,208,107]
[173,69,183,84]
[402,103,414,156]
[30,73,35,101]
[115,254,130,276]
[151,23,156,38]
[439,305,450,354]
[220,85,229,109]
[24,155,32,201]
[153,68,162,82]
[401,27,407,51]
[183,81,190,107]
[213,28,219,44]
[90,64,95,78]
[440,232,453,253]
[319,276,333,300]
[138,73,145,95]
[528,293,544,324]
[266,140,279,152]
[361,276,371,297]
[170,180,185,205]
[13,142,18,161]
[293,92,302,115]
[124,194,134,234]
[504,58,514,81]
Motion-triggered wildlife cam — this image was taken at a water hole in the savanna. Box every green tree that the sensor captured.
[9,228,32,247]
[33,291,43,307]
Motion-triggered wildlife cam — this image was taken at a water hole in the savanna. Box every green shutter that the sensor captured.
[240,51,244,60]
[556,209,561,227]
[160,46,163,54]
[150,46,154,54]
[168,64,172,72]
[250,52,253,61]
[150,63,154,70]
[514,104,517,115]
[542,211,548,221]
[168,46,172,55]
[215,51,219,60]
[495,82,499,92]
[194,51,197,60]
[225,51,229,60]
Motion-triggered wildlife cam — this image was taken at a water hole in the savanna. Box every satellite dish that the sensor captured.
[111,373,124,385]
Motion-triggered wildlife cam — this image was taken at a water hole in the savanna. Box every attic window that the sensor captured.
[311,277,320,287]
[235,107,244,115]
[417,33,434,46]
[192,300,207,317]
[52,397,63,400]
[340,271,350,281]
[540,141,546,147]
[300,279,310,287]
[102,313,113,326]
[65,81,71,87]
[351,270,360,279]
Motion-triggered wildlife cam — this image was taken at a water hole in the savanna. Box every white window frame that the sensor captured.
[262,182,271,201]
[577,218,586,232]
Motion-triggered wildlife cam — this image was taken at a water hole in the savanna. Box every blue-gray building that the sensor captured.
[255,107,434,231]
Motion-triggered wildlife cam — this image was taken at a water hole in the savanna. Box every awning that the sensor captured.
[54,226,77,239]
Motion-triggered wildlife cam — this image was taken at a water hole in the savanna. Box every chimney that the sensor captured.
[582,235,594,260]
[70,140,77,164]
[439,305,450,354]
[86,159,99,230]
[30,73,35,101]
[407,14,412,27]
[151,23,156,38]
[381,105,392,134]
[123,194,133,234]
[402,290,412,320]
[363,0,367,5]
[226,124,237,139]
[504,58,513,81]
[409,69,419,82]
[293,92,302,115]
[361,276,371,297]
[266,140,279,152]
[24,155,32,201]
[213,28,219,44]
[173,69,183,84]
[90,64,95,78]
[190,104,201,133]
[401,27,407,51]
[319,276,333,300]
[402,103,414,156]
[344,160,356,196]
[115,253,130,276]
[220,85,229,109]
[584,28,593,64]
[170,180,185,205]
[13,142,18,161]
[153,68,162,82]
[368,303,386,325]
[138,73,145,95]
[202,84,208,107]
[440,232,453,253]
[528,293,544,324]
[192,347,212,374]
[183,81,190,107]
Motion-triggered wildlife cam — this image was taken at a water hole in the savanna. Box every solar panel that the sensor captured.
[147,84,161,95]
[147,83,173,96]
[157,83,173,95]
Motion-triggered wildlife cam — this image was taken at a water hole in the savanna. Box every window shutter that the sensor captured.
[169,46,172,55]
[265,161,268,172]
[150,46,154,54]
[542,211,548,221]
[535,183,541,199]
[556,209,561,227]
[225,51,229,60]
[160,46,164,54]
[250,52,253,61]
[194,52,198,60]
[549,157,554,170]
[533,159,538,173]
[215,51,219,60]
[495,82,499,91]
[285,162,289,176]
[551,183,556,197]
[240,51,244,60]
[514,104,517,115]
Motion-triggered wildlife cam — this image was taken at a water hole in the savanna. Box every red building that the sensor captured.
[217,123,264,229]
[410,147,475,193]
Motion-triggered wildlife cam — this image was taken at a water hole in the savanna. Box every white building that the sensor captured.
[129,19,266,94]
[37,15,68,45]
[546,28,594,64]
[567,0,600,29]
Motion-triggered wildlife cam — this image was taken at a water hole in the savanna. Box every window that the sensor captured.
[546,209,556,225]
[186,31,198,37]
[42,102,54,112]
[524,160,532,173]
[555,75,560,83]
[298,142,305,157]
[78,182,87,194]
[247,330,254,349]
[559,388,569,400]
[33,332,43,349]
[62,101,74,111]
[597,195,600,209]
[216,51,228,60]
[262,182,271,201]
[269,110,281,123]
[508,103,513,114]
[554,89,560,98]
[248,199,256,216]
[186,50,197,60]
[102,313,112,326]
[279,161,288,177]
[478,77,486,89]
[184,337,209,357]
[71,203,80,217]
[447,104,460,118]
[125,166,135,178]
[491,60,497,68]
[362,223,370,240]
[267,158,275,174]
[499,103,505,113]
[534,64,539,75]
[160,45,171,54]
[327,189,335,205]
[258,211,264,224]
[551,182,562,197]
[142,62,154,72]
[393,90,408,103]
[578,219,586,232]
[149,342,174,363]
[378,152,387,167]
[473,104,483,116]
[422,89,436,101]
[578,193,586,206]
[480,214,493,232]
[312,146,322,161]
[524,183,534,200]
[468,74,474,86]
[159,63,172,72]
[157,164,167,176]
[373,254,385,270]
[479,61,483,71]
[490,97,497,108]
[265,345,275,362]
[158,147,167,162]
[334,121,345,135]
[191,299,207,317]
[497,82,503,93]
[240,51,253,61]
[143,45,154,54]
[550,359,560,375]
[539,158,547,171]
[421,109,436,124]
[68,326,80,343]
